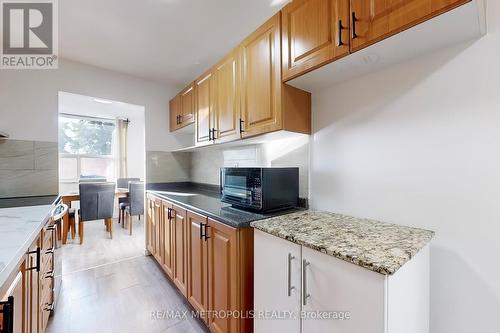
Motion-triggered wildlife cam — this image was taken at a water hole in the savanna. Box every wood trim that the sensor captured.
[282,83,312,134]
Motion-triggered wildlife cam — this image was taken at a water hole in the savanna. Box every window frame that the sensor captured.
[58,114,117,184]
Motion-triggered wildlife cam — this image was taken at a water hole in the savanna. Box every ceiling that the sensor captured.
[60,0,289,88]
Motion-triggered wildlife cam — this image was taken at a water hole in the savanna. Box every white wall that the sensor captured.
[311,2,500,332]
[0,59,189,151]
[0,59,192,184]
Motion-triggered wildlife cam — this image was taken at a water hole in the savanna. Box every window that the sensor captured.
[58,115,116,183]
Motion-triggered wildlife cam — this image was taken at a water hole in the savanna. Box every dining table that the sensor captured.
[60,188,129,244]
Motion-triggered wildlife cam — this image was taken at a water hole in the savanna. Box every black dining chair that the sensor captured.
[78,182,116,244]
[68,177,108,238]
[117,178,140,225]
[123,182,145,235]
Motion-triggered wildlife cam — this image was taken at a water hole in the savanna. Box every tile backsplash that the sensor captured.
[0,140,58,198]
[189,136,310,198]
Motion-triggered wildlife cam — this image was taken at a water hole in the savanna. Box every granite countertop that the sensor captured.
[147,182,302,228]
[0,205,53,287]
[251,210,434,275]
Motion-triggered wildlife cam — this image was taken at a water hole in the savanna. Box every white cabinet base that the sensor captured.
[254,230,430,333]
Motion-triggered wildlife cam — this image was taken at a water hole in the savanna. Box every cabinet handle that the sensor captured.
[239,118,245,133]
[212,128,217,140]
[167,207,172,220]
[199,222,204,239]
[302,259,310,306]
[26,247,40,272]
[338,20,345,46]
[0,296,14,333]
[352,12,358,39]
[208,129,213,141]
[287,253,295,297]
[202,224,211,241]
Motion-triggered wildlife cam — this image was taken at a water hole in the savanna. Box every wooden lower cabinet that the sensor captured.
[172,204,188,297]
[147,194,254,333]
[0,271,23,333]
[187,211,209,319]
[146,195,162,259]
[161,201,174,278]
[1,214,57,333]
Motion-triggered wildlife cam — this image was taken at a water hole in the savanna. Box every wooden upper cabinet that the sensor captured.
[180,83,195,126]
[213,51,241,143]
[240,13,283,138]
[195,71,215,146]
[169,94,182,132]
[282,0,350,81]
[187,211,209,320]
[350,0,470,52]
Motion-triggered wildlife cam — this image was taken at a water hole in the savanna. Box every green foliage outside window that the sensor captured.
[59,116,115,155]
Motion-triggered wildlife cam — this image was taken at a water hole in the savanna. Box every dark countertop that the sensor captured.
[147,182,302,228]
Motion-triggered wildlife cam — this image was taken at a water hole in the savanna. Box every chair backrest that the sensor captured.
[79,177,107,183]
[128,181,145,216]
[79,182,115,221]
[117,178,140,189]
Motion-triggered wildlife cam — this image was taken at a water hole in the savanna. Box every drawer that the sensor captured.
[42,224,55,250]
[39,272,54,309]
[41,249,53,276]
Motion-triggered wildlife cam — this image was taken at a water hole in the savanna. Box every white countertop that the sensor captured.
[0,205,52,287]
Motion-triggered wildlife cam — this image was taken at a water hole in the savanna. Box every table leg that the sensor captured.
[62,200,69,244]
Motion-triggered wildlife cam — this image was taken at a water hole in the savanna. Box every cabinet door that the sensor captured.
[146,197,154,254]
[282,0,350,81]
[169,94,182,132]
[161,201,174,278]
[254,230,301,333]
[207,218,238,333]
[214,51,241,143]
[187,211,209,319]
[180,83,195,126]
[195,72,214,146]
[301,246,386,333]
[350,0,468,52]
[153,198,162,259]
[0,271,23,333]
[240,13,282,138]
[173,205,188,297]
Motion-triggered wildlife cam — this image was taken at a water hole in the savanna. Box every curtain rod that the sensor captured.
[59,113,130,123]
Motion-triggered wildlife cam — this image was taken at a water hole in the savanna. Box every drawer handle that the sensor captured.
[302,259,310,306]
[287,253,295,297]
[26,247,40,272]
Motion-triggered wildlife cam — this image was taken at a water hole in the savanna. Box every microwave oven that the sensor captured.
[220,167,299,212]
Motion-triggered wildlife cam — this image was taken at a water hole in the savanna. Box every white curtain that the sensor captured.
[117,118,129,178]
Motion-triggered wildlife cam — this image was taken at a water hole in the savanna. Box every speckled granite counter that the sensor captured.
[0,205,53,287]
[251,210,434,275]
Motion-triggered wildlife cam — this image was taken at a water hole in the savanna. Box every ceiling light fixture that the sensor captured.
[93,98,113,104]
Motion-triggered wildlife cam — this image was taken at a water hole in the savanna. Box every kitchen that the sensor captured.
[0,0,497,333]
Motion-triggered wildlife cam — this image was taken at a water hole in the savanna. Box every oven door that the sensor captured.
[221,168,262,210]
